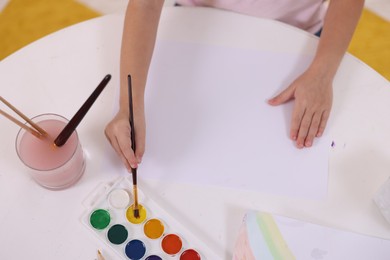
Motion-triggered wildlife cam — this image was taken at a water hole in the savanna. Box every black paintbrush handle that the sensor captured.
[128,75,138,185]
[54,74,111,147]
[131,168,137,185]
[128,75,136,153]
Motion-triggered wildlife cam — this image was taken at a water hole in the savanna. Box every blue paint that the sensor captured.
[125,239,146,260]
[145,255,162,260]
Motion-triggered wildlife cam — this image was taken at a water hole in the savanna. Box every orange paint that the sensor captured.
[161,234,182,255]
[144,218,164,239]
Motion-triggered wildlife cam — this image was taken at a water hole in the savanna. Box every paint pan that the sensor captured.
[81,176,219,259]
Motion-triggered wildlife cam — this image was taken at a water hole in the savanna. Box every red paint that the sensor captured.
[161,234,182,255]
[180,249,201,260]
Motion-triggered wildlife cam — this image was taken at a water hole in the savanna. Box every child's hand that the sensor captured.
[268,69,333,148]
[105,110,145,171]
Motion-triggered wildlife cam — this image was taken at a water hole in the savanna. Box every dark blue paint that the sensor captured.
[125,239,146,260]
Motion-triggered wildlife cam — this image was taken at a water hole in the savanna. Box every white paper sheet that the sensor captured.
[133,40,330,199]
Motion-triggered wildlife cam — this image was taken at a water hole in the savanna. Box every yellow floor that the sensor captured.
[0,1,389,80]
[0,0,100,59]
[348,8,390,80]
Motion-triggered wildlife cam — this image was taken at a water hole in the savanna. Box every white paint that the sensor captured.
[108,188,130,209]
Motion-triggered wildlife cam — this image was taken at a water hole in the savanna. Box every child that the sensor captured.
[105,0,364,171]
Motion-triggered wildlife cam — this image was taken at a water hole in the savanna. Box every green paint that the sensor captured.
[90,209,110,230]
[107,224,128,245]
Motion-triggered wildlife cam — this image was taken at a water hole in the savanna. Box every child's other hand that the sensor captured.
[268,69,333,148]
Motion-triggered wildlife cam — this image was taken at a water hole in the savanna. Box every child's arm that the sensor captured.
[105,0,164,171]
[268,0,365,148]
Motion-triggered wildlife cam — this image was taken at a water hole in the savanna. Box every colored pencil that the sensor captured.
[97,249,105,260]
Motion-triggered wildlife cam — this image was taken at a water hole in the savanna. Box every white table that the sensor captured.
[1,7,390,260]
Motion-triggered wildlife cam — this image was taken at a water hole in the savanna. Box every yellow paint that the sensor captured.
[126,204,147,224]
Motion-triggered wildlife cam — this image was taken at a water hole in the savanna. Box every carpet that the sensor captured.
[348,8,390,80]
[0,0,100,60]
[0,1,389,80]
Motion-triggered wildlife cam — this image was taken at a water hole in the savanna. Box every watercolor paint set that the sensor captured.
[81,176,219,260]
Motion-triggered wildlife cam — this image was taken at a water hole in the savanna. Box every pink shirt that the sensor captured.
[176,0,328,33]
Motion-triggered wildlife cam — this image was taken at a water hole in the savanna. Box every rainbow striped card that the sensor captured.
[233,211,390,260]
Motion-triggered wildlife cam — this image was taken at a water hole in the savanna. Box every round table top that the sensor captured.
[0,7,389,260]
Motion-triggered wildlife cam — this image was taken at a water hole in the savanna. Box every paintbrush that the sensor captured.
[0,96,48,138]
[128,74,140,219]
[54,74,111,147]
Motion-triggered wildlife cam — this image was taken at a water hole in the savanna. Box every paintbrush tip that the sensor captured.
[133,209,140,219]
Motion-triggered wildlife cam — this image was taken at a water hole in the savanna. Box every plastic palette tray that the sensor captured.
[81,176,220,260]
